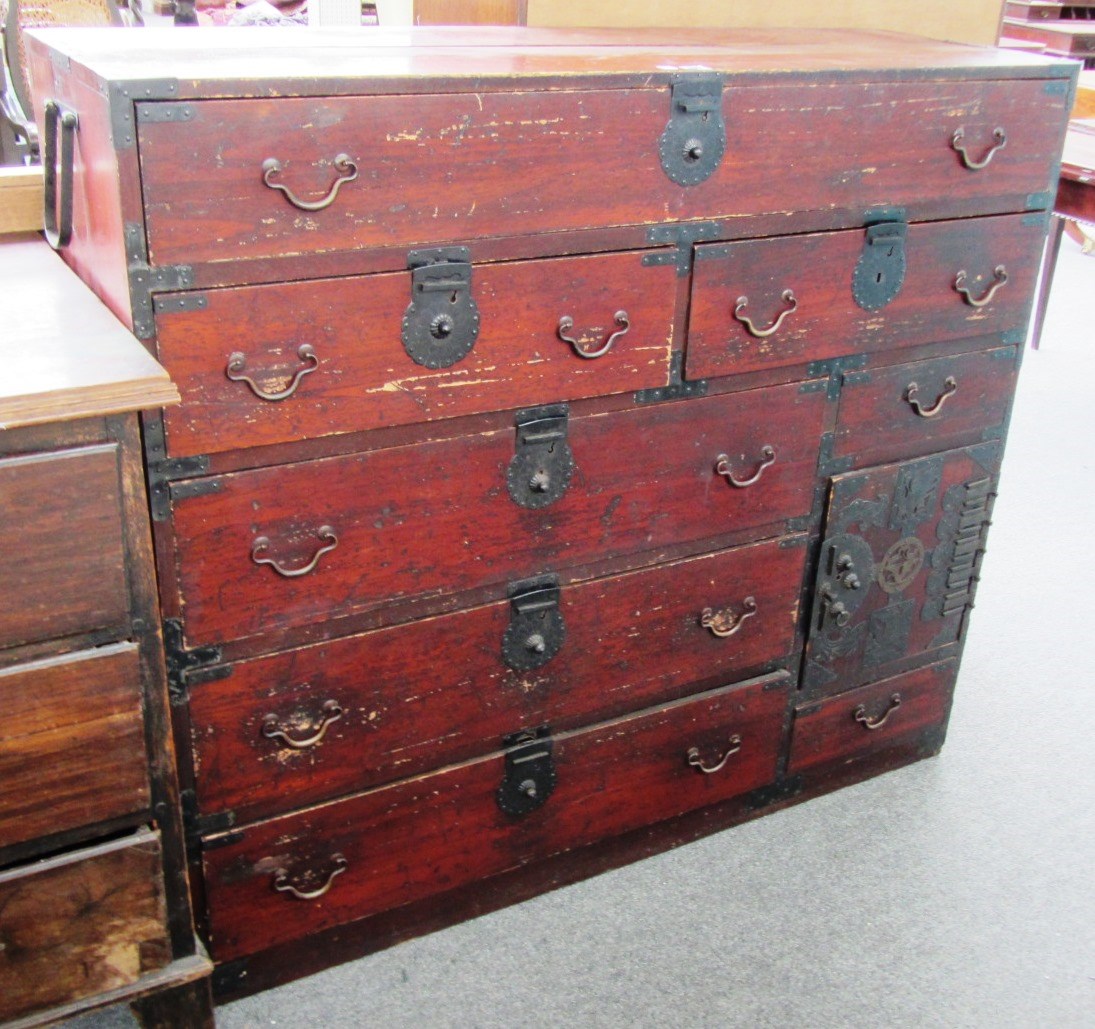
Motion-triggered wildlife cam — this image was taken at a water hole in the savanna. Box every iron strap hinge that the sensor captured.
[163,618,226,704]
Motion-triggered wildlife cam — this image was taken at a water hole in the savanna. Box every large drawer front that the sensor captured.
[136,79,1065,267]
[203,672,789,962]
[190,537,806,823]
[0,831,169,1022]
[171,382,826,646]
[833,345,1019,467]
[0,644,149,852]
[156,250,677,459]
[788,660,957,775]
[0,444,128,651]
[686,214,1044,380]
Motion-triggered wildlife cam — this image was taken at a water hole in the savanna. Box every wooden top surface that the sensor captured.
[0,235,178,430]
[27,25,1076,95]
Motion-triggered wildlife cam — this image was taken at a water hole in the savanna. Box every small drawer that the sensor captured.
[832,346,1019,466]
[0,444,129,651]
[686,214,1043,381]
[190,536,807,823]
[135,79,1065,269]
[0,830,169,1022]
[788,660,957,775]
[155,249,677,459]
[202,672,790,963]
[0,644,149,852]
[170,380,826,648]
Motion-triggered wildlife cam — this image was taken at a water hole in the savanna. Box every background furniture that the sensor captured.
[26,25,1072,1001]
[0,229,212,1026]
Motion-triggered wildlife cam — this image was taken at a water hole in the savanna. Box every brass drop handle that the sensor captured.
[715,445,776,488]
[687,735,743,775]
[251,525,338,578]
[853,692,903,731]
[905,376,957,418]
[557,310,630,359]
[951,126,1006,170]
[273,854,348,901]
[700,596,758,638]
[262,153,359,211]
[954,265,1008,307]
[733,289,798,338]
[262,699,344,750]
[226,344,319,401]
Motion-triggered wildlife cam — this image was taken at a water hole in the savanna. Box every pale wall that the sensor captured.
[526,0,1004,47]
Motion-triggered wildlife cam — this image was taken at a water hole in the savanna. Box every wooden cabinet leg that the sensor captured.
[130,978,215,1029]
[1029,213,1066,350]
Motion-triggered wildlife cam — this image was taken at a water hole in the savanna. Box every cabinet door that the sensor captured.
[803,443,1000,694]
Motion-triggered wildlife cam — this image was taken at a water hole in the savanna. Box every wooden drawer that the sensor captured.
[0,830,170,1022]
[202,672,789,962]
[0,444,128,651]
[135,79,1065,268]
[803,445,998,694]
[685,214,1044,381]
[788,660,957,775]
[833,346,1020,467]
[189,536,806,823]
[171,381,826,648]
[0,644,149,853]
[155,249,677,459]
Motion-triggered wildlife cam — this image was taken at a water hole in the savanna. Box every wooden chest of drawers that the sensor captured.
[27,26,1075,999]
[0,237,212,1025]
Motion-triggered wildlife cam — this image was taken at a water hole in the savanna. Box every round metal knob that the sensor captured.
[684,138,704,162]
[519,779,538,798]
[529,469,551,492]
[430,313,455,339]
[526,633,547,654]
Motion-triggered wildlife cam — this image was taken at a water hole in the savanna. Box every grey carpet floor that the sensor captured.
[76,235,1095,1028]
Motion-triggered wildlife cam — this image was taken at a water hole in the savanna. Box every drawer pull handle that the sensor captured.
[700,596,757,638]
[687,735,742,775]
[261,153,358,211]
[251,525,338,578]
[905,376,957,418]
[557,309,630,359]
[951,126,1006,170]
[954,265,1008,308]
[853,692,903,731]
[273,854,348,901]
[733,289,797,338]
[226,344,319,401]
[262,699,344,749]
[715,445,775,488]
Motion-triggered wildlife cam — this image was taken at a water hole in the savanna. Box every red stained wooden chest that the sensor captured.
[26,24,1074,1000]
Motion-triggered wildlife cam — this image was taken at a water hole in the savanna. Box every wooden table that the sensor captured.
[1031,119,1095,347]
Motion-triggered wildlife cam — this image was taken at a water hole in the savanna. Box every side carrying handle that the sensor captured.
[43,100,79,250]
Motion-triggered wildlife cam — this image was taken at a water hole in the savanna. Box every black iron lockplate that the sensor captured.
[659,74,726,187]
[497,726,557,817]
[402,246,481,369]
[853,220,907,311]
[506,403,574,509]
[502,575,566,672]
